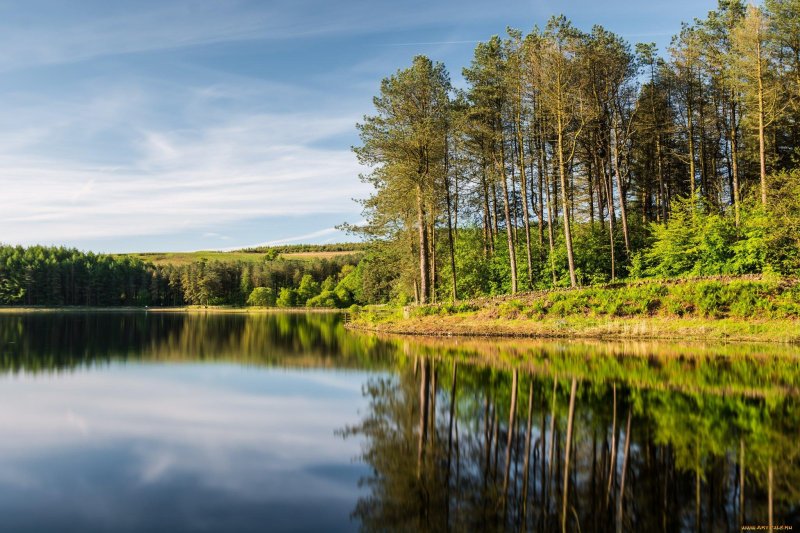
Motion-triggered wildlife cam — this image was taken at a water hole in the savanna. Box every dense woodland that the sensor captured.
[351,0,800,304]
[0,245,361,307]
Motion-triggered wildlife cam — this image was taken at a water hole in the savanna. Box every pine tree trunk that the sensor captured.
[500,138,519,294]
[540,126,557,285]
[444,145,458,302]
[756,36,768,206]
[416,186,429,304]
[731,95,741,226]
[687,72,697,198]
[516,115,534,288]
[557,118,577,287]
[611,122,631,256]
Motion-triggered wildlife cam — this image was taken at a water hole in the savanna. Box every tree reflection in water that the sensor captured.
[344,349,800,532]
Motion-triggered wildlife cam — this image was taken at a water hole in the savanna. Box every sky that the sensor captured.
[0,0,719,253]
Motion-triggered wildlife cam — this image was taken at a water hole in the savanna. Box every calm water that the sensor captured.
[0,312,798,532]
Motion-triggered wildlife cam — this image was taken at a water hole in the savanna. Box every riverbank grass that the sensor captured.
[348,277,800,343]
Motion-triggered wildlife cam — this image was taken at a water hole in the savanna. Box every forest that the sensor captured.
[0,245,362,307]
[351,0,800,305]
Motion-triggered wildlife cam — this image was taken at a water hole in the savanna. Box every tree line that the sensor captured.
[352,1,800,304]
[0,245,361,307]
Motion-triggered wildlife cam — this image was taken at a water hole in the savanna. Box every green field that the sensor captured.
[118,244,364,266]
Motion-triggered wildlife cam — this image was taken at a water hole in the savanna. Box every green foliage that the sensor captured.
[276,287,298,308]
[296,274,321,305]
[246,287,275,307]
[550,224,623,286]
[306,290,342,308]
[763,169,800,273]
[416,278,800,321]
[642,194,797,278]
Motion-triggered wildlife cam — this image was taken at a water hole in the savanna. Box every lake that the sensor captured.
[0,311,797,531]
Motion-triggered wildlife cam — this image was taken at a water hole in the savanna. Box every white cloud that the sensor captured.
[0,110,368,244]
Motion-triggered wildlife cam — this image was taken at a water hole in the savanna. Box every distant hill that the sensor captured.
[119,243,366,266]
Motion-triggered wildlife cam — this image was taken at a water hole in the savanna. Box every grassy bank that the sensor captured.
[347,276,800,343]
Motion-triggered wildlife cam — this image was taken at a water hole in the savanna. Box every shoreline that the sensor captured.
[344,316,800,344]
[0,306,343,314]
[346,277,800,344]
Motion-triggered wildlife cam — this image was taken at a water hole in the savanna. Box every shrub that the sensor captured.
[276,287,298,307]
[306,290,342,308]
[247,287,276,307]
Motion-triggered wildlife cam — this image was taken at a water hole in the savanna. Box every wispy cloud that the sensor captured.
[0,114,366,243]
[226,227,341,251]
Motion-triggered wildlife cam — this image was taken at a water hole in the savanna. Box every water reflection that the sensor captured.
[0,312,798,531]
[344,354,800,531]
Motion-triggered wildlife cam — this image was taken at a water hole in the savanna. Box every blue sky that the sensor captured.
[0,0,718,252]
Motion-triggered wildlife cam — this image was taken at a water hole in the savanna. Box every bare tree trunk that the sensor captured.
[600,155,616,281]
[611,122,630,256]
[482,168,493,256]
[491,180,501,238]
[444,139,458,301]
[656,132,666,222]
[588,157,595,225]
[542,134,558,286]
[698,75,708,199]
[756,36,768,206]
[517,118,534,288]
[500,137,519,294]
[429,219,436,304]
[731,96,741,226]
[534,129,545,254]
[416,186,429,304]
[557,118,577,287]
[687,71,697,198]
